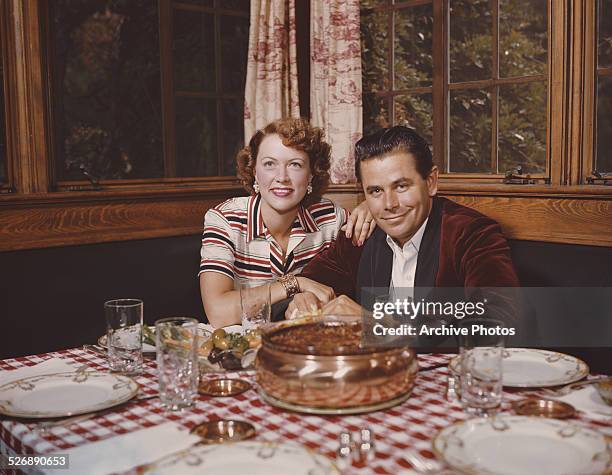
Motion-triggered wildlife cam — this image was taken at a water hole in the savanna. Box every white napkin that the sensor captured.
[0,358,79,386]
[46,422,200,475]
[553,385,612,417]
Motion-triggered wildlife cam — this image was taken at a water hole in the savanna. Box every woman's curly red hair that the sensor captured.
[236,117,331,207]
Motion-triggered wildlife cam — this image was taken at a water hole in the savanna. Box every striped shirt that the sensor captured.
[199,194,347,287]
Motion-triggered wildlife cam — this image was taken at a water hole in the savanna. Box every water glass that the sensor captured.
[240,282,271,330]
[458,318,505,416]
[155,317,199,410]
[104,299,143,374]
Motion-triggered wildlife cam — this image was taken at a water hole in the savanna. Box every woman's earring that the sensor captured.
[307,183,313,194]
[253,181,260,194]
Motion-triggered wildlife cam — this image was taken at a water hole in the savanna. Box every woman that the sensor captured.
[199,118,375,327]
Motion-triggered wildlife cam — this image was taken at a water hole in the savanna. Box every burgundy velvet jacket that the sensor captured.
[300,196,520,300]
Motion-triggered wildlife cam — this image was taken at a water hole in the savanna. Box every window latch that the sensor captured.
[503,166,543,184]
[66,165,102,191]
[586,170,612,186]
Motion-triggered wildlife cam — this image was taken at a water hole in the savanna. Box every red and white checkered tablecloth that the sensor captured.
[1,349,610,475]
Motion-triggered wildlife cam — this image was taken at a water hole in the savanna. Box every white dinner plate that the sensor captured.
[449,348,589,388]
[144,441,339,475]
[0,371,138,418]
[433,416,610,475]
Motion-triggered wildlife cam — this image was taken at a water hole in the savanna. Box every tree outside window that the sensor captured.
[361,0,548,177]
[48,0,248,184]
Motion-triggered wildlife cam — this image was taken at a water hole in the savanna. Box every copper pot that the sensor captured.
[255,317,417,411]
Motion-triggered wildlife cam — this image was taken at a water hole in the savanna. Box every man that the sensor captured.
[288,126,520,329]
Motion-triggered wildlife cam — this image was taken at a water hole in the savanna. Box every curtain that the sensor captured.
[244,0,300,142]
[310,0,363,183]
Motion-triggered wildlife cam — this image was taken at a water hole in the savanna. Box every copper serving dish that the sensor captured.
[255,316,417,413]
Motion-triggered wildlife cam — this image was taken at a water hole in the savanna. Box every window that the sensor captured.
[170,0,249,178]
[0,0,609,252]
[361,0,548,177]
[48,0,248,185]
[595,0,612,173]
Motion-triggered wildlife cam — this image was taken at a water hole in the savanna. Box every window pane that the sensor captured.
[175,97,218,177]
[394,94,433,148]
[0,56,6,184]
[394,5,433,88]
[499,0,547,78]
[596,75,612,173]
[450,0,492,83]
[221,99,243,176]
[220,14,249,93]
[449,89,492,172]
[361,10,389,92]
[599,0,612,68]
[173,10,215,92]
[52,0,163,181]
[363,94,389,136]
[499,81,547,174]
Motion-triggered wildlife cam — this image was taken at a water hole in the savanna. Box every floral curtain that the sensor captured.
[244,0,300,142]
[310,0,363,183]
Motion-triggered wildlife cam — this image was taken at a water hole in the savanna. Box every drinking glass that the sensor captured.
[458,318,505,416]
[104,299,143,374]
[240,282,271,330]
[155,317,199,410]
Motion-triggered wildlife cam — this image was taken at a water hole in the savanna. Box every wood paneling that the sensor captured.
[443,194,612,247]
[0,185,610,251]
[0,187,242,251]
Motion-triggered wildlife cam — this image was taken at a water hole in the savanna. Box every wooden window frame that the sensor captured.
[0,0,13,193]
[0,0,610,253]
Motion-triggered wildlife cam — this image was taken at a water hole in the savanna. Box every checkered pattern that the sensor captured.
[1,349,610,475]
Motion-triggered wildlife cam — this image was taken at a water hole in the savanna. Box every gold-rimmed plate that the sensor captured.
[143,441,339,474]
[0,371,138,418]
[433,416,609,475]
[449,348,589,388]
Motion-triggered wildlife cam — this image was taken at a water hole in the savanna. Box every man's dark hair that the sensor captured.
[354,126,433,181]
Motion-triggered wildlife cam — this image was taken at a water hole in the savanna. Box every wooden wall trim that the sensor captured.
[442,194,612,247]
[0,187,610,251]
[8,0,49,193]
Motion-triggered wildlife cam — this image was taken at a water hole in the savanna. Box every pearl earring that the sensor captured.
[253,181,260,194]
[307,183,313,194]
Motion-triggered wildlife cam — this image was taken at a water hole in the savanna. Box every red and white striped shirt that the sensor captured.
[199,194,347,286]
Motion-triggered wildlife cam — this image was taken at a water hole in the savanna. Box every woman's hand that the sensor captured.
[295,277,335,304]
[341,201,376,246]
[285,291,321,319]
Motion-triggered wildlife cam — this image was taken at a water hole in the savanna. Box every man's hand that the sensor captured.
[341,201,376,246]
[296,277,335,304]
[285,291,322,320]
[321,295,364,317]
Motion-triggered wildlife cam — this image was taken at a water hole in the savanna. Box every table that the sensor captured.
[1,348,611,475]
